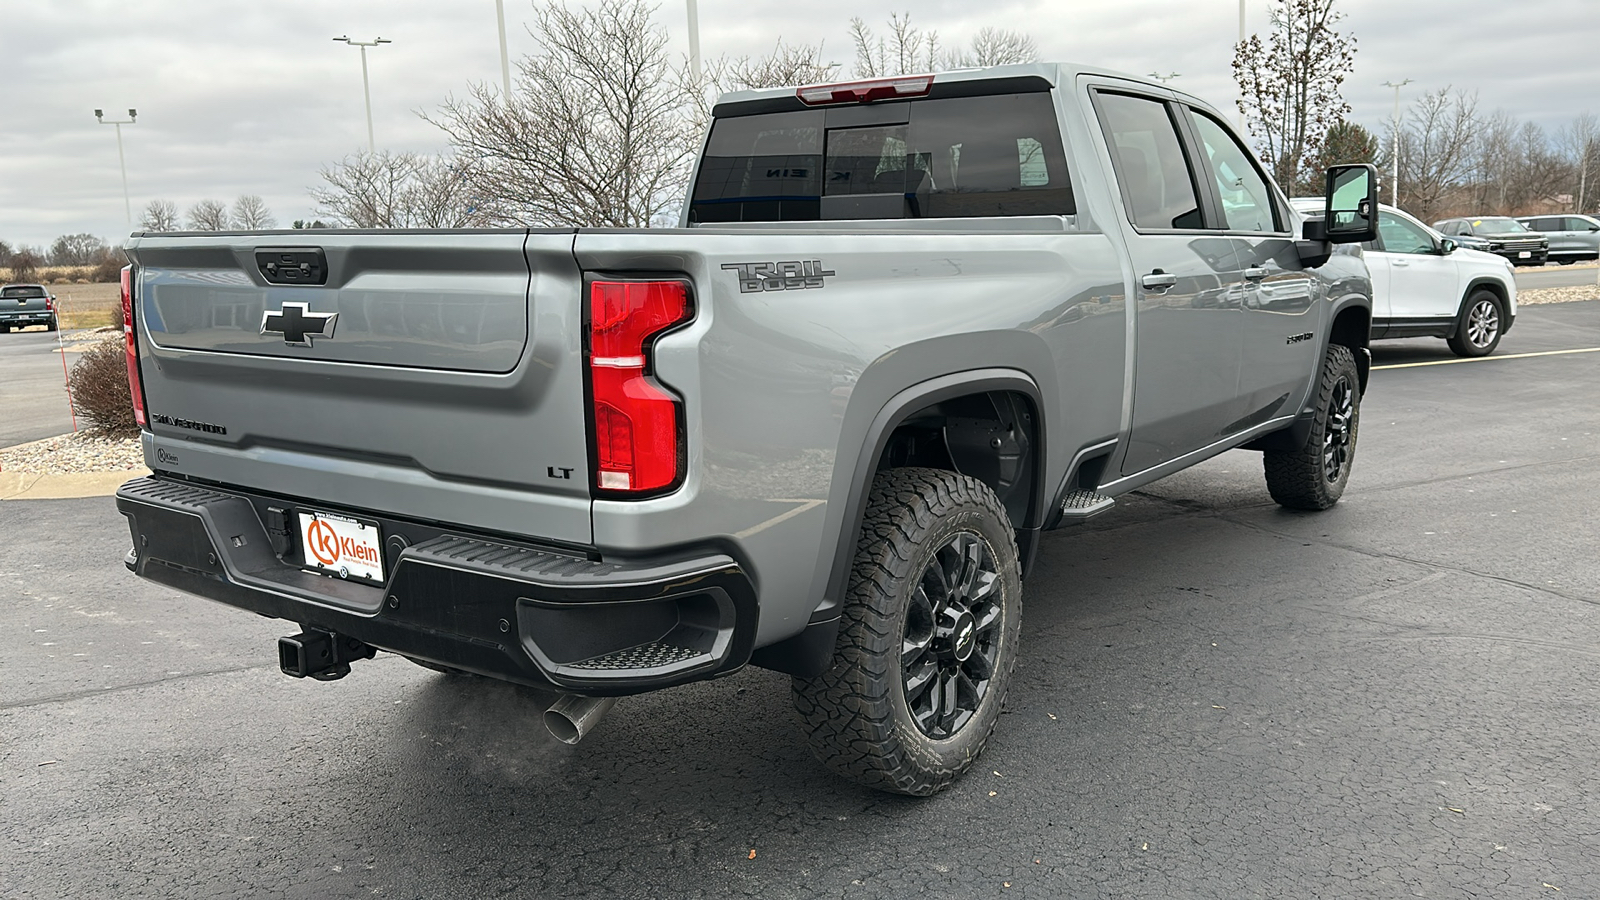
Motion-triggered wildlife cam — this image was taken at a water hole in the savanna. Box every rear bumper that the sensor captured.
[0,312,54,326]
[116,476,758,695]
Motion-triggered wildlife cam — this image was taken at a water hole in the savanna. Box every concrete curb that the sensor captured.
[0,469,148,501]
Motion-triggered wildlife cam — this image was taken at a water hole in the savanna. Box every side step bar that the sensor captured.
[1057,490,1115,524]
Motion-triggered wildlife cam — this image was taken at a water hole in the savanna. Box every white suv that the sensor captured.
[1294,200,1518,357]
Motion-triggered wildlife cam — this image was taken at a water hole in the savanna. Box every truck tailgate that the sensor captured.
[125,231,594,545]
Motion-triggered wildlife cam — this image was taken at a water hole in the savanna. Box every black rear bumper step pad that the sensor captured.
[116,476,758,694]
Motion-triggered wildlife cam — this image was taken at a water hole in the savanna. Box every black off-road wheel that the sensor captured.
[46,317,58,332]
[1446,289,1505,358]
[792,467,1023,796]
[1264,343,1361,511]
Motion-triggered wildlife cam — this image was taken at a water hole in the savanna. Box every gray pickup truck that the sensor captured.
[0,283,60,332]
[116,64,1378,795]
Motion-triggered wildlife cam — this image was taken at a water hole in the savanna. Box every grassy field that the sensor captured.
[0,282,123,331]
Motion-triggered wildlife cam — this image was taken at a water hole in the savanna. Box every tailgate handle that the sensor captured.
[256,247,328,286]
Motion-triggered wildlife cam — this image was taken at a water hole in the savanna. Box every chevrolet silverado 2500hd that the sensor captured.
[116,64,1379,796]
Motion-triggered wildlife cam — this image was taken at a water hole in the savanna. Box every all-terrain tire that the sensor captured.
[792,467,1023,796]
[1264,343,1361,510]
[1446,289,1505,358]
[46,317,58,332]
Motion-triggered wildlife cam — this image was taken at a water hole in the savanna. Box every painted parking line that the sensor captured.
[1374,346,1600,370]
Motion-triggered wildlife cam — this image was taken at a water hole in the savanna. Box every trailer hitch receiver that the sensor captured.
[279,628,376,681]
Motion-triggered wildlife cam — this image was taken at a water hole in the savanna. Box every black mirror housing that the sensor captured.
[1323,164,1379,244]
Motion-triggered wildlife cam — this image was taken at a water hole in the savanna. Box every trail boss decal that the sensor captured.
[1286,332,1314,345]
[721,260,836,293]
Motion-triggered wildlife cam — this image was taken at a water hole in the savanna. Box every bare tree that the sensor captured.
[186,199,231,231]
[850,13,940,78]
[1395,87,1481,220]
[315,151,500,228]
[945,27,1038,68]
[428,0,700,228]
[0,240,12,266]
[9,247,44,282]
[231,195,277,229]
[48,233,109,267]
[727,40,840,90]
[1233,0,1356,189]
[1559,112,1599,214]
[138,200,180,232]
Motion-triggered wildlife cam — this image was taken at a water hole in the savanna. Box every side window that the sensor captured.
[1094,92,1203,230]
[1186,110,1280,233]
[1377,212,1435,255]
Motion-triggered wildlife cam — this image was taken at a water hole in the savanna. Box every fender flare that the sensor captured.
[750,368,1045,679]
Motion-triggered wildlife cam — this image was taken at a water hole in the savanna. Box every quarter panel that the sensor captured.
[577,226,1125,645]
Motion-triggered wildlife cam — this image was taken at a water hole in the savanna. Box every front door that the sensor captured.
[1375,211,1460,319]
[1092,88,1247,477]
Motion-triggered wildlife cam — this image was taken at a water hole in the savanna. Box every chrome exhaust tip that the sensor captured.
[543,695,618,745]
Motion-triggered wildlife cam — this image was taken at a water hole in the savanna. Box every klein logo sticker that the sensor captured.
[306,518,342,566]
[721,260,836,293]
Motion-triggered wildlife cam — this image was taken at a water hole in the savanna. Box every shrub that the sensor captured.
[69,338,139,437]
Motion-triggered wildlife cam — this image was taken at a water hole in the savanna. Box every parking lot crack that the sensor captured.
[0,663,279,711]
[1217,513,1597,608]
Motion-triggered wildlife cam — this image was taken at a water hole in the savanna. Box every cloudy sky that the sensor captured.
[3,0,1597,249]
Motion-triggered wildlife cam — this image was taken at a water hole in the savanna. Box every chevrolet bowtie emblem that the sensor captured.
[261,302,337,346]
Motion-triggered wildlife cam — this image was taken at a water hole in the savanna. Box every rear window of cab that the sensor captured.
[1,285,46,299]
[690,92,1074,223]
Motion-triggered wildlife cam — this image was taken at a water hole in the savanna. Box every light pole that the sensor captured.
[493,0,512,97]
[1382,79,1413,208]
[1149,72,1181,84]
[686,0,702,82]
[1236,0,1248,128]
[333,35,392,152]
[94,108,137,228]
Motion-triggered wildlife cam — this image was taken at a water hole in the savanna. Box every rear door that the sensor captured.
[1179,106,1318,429]
[126,230,595,544]
[1091,88,1247,477]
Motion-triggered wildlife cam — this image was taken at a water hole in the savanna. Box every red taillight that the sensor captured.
[587,280,690,495]
[121,265,148,430]
[796,75,933,106]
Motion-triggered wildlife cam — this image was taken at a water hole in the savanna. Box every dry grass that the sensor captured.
[0,264,102,284]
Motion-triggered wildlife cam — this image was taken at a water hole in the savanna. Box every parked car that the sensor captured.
[1297,201,1516,356]
[1432,216,1548,266]
[0,283,60,333]
[114,64,1379,796]
[1515,214,1600,263]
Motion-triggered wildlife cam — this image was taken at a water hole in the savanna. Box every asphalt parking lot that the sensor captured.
[3,301,1599,899]
[0,328,78,447]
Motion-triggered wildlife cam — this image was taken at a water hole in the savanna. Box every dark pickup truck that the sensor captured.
[0,284,59,332]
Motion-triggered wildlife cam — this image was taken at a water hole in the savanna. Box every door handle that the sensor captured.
[1140,271,1177,291]
[1391,260,1410,267]
[1243,267,1269,281]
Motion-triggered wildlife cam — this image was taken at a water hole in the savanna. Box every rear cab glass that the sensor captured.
[690,88,1074,223]
[1,286,47,299]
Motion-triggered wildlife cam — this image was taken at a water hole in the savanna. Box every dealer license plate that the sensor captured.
[1518,251,1531,258]
[298,510,384,582]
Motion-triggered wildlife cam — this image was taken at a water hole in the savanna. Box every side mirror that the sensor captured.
[1323,164,1379,244]
[1439,238,1457,255]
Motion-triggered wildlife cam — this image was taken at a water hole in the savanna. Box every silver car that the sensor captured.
[1516,214,1600,264]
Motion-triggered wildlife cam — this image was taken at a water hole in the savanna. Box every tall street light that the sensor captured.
[686,0,702,82]
[333,35,392,152]
[1382,79,1413,208]
[1149,72,1181,84]
[94,108,137,228]
[493,0,512,97]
